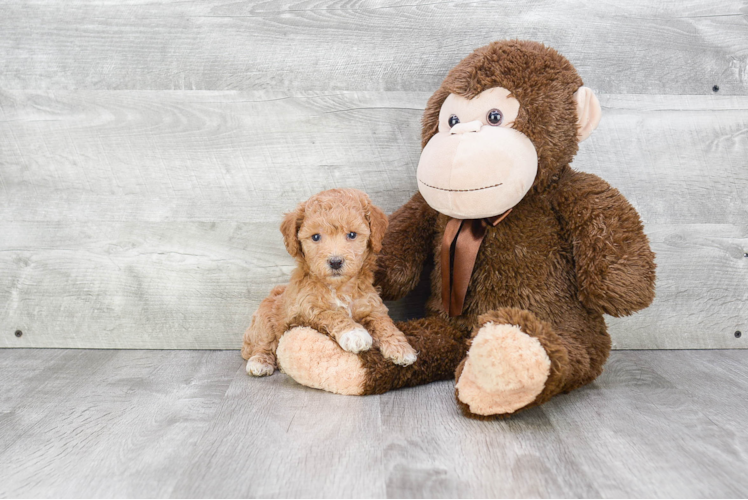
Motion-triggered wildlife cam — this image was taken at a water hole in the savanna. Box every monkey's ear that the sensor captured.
[359,194,388,254]
[280,202,305,258]
[574,87,602,142]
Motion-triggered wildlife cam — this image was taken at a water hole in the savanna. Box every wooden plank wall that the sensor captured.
[1,0,746,349]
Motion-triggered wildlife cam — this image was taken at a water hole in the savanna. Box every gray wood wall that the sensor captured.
[1,0,746,349]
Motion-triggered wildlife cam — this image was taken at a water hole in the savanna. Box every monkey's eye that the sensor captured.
[448,115,460,128]
[347,232,357,240]
[311,234,321,242]
[487,109,503,126]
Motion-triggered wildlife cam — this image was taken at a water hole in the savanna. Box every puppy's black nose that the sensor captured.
[328,257,344,270]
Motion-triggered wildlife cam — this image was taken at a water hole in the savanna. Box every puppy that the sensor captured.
[241,188,418,377]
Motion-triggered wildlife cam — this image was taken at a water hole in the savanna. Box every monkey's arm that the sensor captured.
[554,169,656,317]
[374,192,438,301]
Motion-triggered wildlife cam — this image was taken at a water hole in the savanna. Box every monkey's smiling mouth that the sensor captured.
[418,178,503,192]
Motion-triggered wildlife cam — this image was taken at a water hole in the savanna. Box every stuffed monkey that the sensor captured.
[275,40,656,417]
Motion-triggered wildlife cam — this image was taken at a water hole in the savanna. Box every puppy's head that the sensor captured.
[281,188,388,283]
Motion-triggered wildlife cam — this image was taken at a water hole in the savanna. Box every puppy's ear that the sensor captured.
[280,202,306,258]
[359,193,388,254]
[367,203,388,253]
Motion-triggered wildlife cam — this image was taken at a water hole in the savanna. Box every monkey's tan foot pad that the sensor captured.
[455,323,551,416]
[276,327,366,396]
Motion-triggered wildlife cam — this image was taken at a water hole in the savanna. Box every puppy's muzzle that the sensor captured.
[327,256,344,271]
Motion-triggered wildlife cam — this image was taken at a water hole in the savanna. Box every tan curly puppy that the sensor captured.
[241,188,417,377]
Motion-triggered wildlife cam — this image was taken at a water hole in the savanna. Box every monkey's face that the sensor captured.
[417,87,538,219]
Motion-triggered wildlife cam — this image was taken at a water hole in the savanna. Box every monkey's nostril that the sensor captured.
[328,257,344,270]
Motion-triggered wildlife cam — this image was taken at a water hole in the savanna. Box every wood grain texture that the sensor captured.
[1,91,746,348]
[170,358,386,498]
[543,352,748,497]
[1,0,747,94]
[0,350,237,497]
[0,90,424,222]
[1,349,747,497]
[378,382,602,498]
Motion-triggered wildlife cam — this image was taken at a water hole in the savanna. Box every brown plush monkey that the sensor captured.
[275,40,656,417]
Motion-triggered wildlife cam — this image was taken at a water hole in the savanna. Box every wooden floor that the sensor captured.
[0,349,746,498]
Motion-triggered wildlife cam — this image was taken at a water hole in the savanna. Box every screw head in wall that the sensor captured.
[14,330,23,338]
[736,331,742,339]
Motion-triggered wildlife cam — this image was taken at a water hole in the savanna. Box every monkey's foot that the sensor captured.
[455,323,551,416]
[276,327,366,396]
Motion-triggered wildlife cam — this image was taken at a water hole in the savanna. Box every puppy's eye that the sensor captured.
[487,109,503,126]
[448,115,460,128]
[311,234,321,242]
[347,232,357,240]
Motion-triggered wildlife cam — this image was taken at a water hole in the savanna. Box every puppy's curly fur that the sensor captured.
[242,188,417,377]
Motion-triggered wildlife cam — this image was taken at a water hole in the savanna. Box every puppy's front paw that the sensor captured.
[338,328,373,354]
[380,341,418,366]
[247,358,275,377]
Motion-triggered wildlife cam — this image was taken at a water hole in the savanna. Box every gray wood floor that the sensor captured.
[0,349,746,498]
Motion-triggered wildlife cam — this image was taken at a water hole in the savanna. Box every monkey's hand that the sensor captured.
[555,169,656,317]
[374,192,438,301]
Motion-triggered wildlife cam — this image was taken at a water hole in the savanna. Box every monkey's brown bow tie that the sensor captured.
[441,210,512,317]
